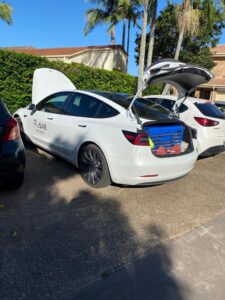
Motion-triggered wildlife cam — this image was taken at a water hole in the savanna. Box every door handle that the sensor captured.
[47,117,54,120]
[78,124,87,128]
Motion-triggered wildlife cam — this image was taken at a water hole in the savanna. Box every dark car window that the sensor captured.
[96,103,119,118]
[131,98,170,119]
[160,99,175,111]
[37,93,70,114]
[195,102,225,119]
[91,91,170,119]
[216,103,225,113]
[65,93,102,118]
[179,104,189,113]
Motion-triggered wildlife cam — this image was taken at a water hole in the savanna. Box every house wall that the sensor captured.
[212,57,225,77]
[45,49,127,72]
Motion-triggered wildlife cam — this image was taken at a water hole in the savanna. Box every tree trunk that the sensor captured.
[127,19,131,55]
[147,0,157,67]
[122,19,126,49]
[111,26,116,45]
[138,0,149,95]
[174,26,185,60]
[162,9,185,95]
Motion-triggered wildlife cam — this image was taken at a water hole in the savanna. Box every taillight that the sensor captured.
[1,117,20,142]
[194,117,219,127]
[122,130,149,146]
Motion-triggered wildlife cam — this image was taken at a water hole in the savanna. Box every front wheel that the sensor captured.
[78,144,111,188]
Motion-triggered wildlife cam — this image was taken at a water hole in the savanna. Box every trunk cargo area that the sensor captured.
[143,121,193,157]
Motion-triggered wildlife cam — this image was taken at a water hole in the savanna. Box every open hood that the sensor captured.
[32,68,76,105]
[128,59,213,113]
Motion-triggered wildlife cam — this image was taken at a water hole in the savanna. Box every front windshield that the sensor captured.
[91,91,169,120]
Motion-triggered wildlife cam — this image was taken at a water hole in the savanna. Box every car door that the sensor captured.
[50,92,106,162]
[26,92,71,150]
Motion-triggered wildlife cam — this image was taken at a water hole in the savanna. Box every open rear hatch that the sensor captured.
[129,59,213,157]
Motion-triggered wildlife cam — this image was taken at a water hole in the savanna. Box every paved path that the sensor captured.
[0,148,225,299]
[77,213,225,300]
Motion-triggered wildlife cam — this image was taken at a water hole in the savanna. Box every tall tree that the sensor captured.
[84,0,118,45]
[0,2,13,25]
[137,0,149,93]
[135,2,225,79]
[147,0,157,66]
[174,0,200,60]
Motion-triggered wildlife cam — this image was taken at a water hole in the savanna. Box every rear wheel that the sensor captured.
[78,144,111,188]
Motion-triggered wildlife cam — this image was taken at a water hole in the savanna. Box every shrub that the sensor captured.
[0,50,162,113]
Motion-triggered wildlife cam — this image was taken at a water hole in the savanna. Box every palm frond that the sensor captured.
[0,2,13,25]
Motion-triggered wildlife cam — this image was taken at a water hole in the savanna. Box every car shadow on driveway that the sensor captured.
[0,146,187,300]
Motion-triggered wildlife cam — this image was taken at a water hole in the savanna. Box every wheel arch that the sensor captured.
[77,140,112,179]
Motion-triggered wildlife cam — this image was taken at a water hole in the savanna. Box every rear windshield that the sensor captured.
[91,91,169,119]
[216,103,225,113]
[195,102,225,119]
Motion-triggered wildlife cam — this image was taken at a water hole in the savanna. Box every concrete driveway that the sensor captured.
[0,146,225,299]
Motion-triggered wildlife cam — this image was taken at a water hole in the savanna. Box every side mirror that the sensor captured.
[28,103,36,111]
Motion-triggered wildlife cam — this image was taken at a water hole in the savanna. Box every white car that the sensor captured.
[215,101,225,114]
[14,59,212,188]
[145,95,225,156]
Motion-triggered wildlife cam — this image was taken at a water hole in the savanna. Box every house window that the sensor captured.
[199,89,211,100]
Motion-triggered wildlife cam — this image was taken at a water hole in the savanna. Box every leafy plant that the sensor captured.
[0,50,162,113]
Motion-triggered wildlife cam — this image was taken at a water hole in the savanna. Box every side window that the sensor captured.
[179,104,189,113]
[161,100,174,111]
[37,93,69,114]
[96,103,119,118]
[65,93,102,118]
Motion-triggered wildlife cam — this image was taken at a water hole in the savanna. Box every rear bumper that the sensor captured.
[198,136,225,156]
[200,145,225,157]
[108,147,198,186]
[0,139,25,179]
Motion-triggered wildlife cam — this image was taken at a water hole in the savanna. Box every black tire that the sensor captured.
[3,172,24,190]
[78,144,111,188]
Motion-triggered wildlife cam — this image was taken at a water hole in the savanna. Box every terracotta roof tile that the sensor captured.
[5,45,128,56]
[203,76,225,86]
[211,44,225,54]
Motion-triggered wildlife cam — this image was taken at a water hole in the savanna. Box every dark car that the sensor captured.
[0,100,25,189]
[215,101,225,114]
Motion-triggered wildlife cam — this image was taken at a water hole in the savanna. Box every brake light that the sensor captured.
[122,130,149,146]
[194,117,219,127]
[1,117,20,142]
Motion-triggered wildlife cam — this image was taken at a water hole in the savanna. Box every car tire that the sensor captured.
[3,172,24,190]
[78,144,111,188]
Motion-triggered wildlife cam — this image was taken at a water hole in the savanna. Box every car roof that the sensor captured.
[145,95,210,104]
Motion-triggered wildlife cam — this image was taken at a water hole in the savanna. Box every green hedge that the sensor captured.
[0,50,162,113]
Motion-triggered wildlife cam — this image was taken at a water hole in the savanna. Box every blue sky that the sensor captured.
[1,0,225,76]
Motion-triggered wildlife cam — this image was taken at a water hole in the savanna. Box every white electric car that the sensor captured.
[14,59,213,188]
[145,95,225,156]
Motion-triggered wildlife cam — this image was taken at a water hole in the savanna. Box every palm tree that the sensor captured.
[163,0,199,94]
[147,0,157,66]
[137,0,149,93]
[84,0,118,45]
[0,2,13,25]
[174,0,199,59]
[117,0,141,55]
